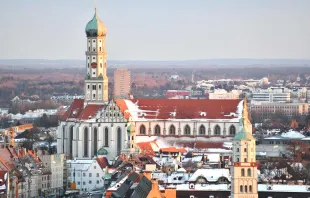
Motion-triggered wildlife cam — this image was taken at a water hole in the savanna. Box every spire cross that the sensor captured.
[94,0,97,13]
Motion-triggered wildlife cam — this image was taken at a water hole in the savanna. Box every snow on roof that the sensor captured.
[188,169,230,182]
[206,154,220,162]
[66,160,95,171]
[281,131,305,139]
[302,137,310,141]
[176,183,230,191]
[264,136,287,140]
[258,184,310,193]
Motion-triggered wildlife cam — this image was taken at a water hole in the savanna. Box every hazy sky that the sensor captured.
[0,0,309,60]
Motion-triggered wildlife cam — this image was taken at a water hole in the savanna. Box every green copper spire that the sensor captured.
[85,9,107,37]
[233,97,255,141]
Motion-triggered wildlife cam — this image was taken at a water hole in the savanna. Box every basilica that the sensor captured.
[57,9,244,161]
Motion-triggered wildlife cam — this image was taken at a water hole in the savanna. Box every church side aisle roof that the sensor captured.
[116,99,241,120]
[77,104,104,120]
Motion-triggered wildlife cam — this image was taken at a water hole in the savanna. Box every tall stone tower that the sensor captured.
[84,8,108,104]
[231,98,258,198]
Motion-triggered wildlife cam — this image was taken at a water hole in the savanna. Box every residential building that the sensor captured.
[251,87,290,103]
[166,90,190,99]
[114,68,131,99]
[208,89,241,100]
[250,102,309,120]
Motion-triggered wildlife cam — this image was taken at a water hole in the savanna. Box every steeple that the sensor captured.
[234,97,254,141]
[231,97,258,198]
[84,7,109,104]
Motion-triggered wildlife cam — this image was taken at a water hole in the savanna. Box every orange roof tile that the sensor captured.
[136,141,157,155]
[160,147,187,153]
[116,99,241,120]
[61,99,84,120]
[96,157,109,169]
[78,104,104,120]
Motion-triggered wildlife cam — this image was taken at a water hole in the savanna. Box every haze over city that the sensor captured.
[1,0,310,60]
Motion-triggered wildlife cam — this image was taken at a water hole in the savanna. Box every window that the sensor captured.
[169,125,176,135]
[77,182,80,185]
[93,57,95,60]
[249,185,252,192]
[96,173,99,177]
[83,182,86,185]
[93,48,95,52]
[241,168,245,176]
[84,128,89,157]
[99,47,102,51]
[105,128,109,147]
[247,168,251,176]
[89,181,92,184]
[237,148,239,152]
[184,125,191,135]
[244,158,247,162]
[100,63,102,68]
[83,173,86,177]
[240,185,243,192]
[93,127,98,156]
[140,125,146,135]
[229,125,236,135]
[237,158,239,162]
[245,185,248,193]
[89,173,92,177]
[87,63,89,68]
[94,166,96,169]
[154,125,161,135]
[214,125,221,135]
[199,125,206,135]
[97,180,99,184]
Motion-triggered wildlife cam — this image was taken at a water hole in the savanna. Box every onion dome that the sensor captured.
[97,147,108,155]
[85,11,106,37]
[127,123,135,133]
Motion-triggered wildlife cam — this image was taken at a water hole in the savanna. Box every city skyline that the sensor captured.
[0,0,309,61]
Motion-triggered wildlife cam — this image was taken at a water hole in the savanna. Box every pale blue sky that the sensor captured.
[0,0,309,60]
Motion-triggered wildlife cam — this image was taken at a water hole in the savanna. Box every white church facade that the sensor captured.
[57,9,245,162]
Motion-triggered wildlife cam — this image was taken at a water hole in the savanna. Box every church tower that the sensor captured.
[231,98,258,198]
[84,8,108,104]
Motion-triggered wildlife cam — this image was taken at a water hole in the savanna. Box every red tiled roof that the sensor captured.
[115,99,131,119]
[96,157,109,169]
[0,148,18,171]
[117,99,241,120]
[177,142,227,149]
[78,104,104,120]
[61,99,105,121]
[61,99,84,120]
[136,141,157,155]
[160,147,187,153]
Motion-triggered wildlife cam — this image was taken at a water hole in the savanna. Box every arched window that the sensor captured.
[140,125,146,135]
[62,126,65,153]
[237,158,239,162]
[247,168,251,176]
[240,185,243,192]
[184,125,191,135]
[241,168,245,176]
[84,127,88,157]
[199,125,206,135]
[214,125,221,136]
[154,125,161,135]
[76,127,79,157]
[245,185,248,193]
[117,128,121,155]
[93,127,98,156]
[169,125,176,135]
[244,148,247,152]
[69,126,74,155]
[104,128,109,147]
[249,185,252,192]
[229,125,236,135]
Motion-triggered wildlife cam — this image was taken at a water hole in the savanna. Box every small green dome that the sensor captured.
[97,147,108,155]
[127,124,135,133]
[233,129,255,141]
[85,12,106,37]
